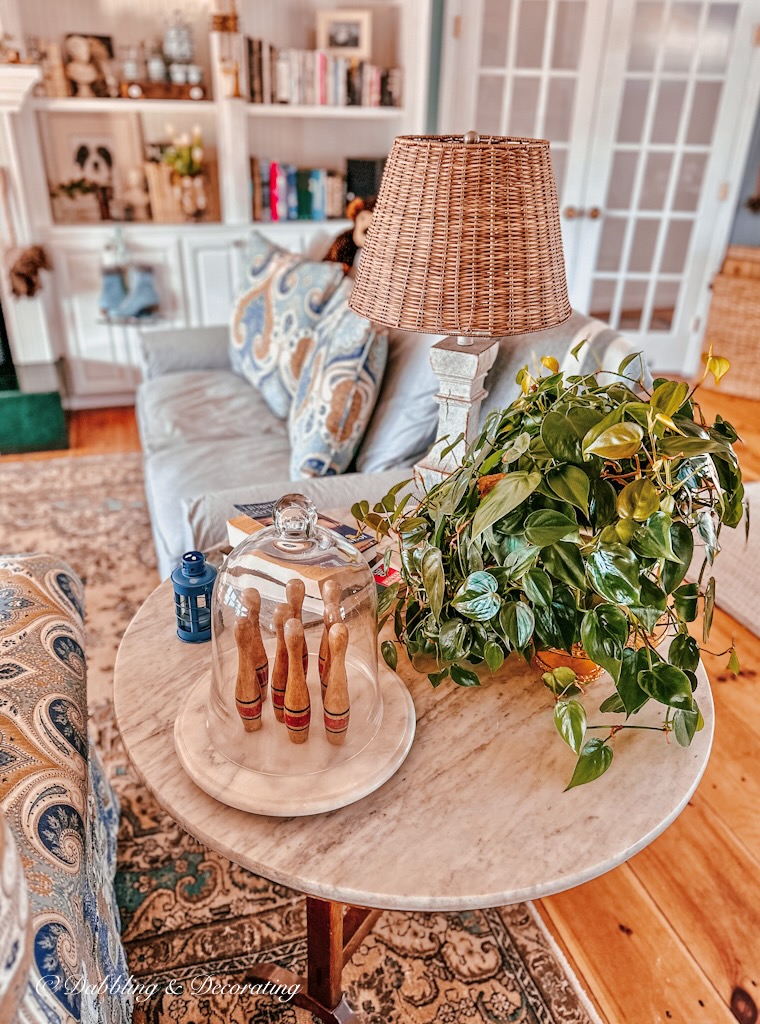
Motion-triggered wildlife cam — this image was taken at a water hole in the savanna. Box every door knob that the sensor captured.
[563,206,579,219]
[587,206,602,220]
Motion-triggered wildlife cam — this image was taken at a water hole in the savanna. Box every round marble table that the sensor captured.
[114,578,714,1022]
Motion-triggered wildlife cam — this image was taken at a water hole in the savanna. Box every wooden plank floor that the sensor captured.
[3,397,759,1023]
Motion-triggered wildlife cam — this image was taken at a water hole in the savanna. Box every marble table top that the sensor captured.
[113,578,714,912]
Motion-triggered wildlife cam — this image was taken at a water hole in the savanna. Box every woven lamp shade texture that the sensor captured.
[349,134,571,337]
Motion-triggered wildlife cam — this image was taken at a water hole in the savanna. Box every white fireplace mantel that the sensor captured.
[0,64,39,111]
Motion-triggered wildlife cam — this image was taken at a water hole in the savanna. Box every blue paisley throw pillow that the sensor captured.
[289,278,388,478]
[230,232,346,419]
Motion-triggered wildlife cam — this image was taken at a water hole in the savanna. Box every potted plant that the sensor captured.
[354,345,745,788]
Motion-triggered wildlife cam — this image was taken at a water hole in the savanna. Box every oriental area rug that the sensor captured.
[0,453,601,1024]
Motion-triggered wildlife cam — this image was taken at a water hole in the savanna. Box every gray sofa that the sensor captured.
[137,312,641,578]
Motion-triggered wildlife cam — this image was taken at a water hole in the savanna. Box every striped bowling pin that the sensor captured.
[271,603,289,724]
[318,578,342,703]
[234,616,262,732]
[324,622,350,746]
[286,578,309,676]
[241,588,268,702]
[284,618,310,744]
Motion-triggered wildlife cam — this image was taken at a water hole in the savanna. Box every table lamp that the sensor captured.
[349,132,571,485]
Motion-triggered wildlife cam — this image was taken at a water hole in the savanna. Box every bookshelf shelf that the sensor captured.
[246,103,404,119]
[29,97,215,114]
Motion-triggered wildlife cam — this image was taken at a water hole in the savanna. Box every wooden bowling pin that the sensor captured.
[318,579,342,703]
[286,578,309,675]
[234,616,262,732]
[271,603,289,723]
[284,619,310,743]
[241,588,268,702]
[324,622,350,746]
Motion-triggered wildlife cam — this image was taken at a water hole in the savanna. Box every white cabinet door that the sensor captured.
[439,0,760,372]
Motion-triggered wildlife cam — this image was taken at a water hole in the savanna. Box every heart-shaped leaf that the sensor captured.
[484,641,505,672]
[638,663,693,710]
[617,479,660,521]
[450,663,481,687]
[541,410,584,465]
[438,619,470,663]
[661,522,694,593]
[472,471,541,539]
[673,582,698,622]
[581,406,625,450]
[421,547,445,621]
[669,632,700,673]
[452,571,502,621]
[703,576,716,641]
[584,421,644,460]
[500,601,535,650]
[617,647,649,715]
[651,380,689,417]
[673,707,701,747]
[554,699,587,754]
[525,509,579,547]
[580,606,628,681]
[631,512,678,561]
[591,478,617,529]
[565,738,614,790]
[587,544,641,604]
[381,640,398,671]
[541,542,587,590]
[523,568,553,607]
[547,465,590,518]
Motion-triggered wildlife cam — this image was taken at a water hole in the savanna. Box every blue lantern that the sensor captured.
[171,551,217,642]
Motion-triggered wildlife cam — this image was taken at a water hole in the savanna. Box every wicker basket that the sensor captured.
[702,245,760,398]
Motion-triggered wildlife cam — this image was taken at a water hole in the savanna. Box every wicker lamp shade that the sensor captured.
[349,134,571,337]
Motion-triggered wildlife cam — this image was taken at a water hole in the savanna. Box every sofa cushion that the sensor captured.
[0,554,131,1024]
[145,433,292,578]
[289,279,388,478]
[229,232,346,419]
[355,329,442,473]
[137,369,282,455]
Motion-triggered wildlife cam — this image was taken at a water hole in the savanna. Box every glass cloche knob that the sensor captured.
[273,493,318,538]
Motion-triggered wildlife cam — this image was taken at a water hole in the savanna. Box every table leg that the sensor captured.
[244,896,382,1023]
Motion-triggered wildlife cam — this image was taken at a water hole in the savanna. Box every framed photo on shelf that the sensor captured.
[63,34,118,98]
[316,9,372,60]
[40,111,145,223]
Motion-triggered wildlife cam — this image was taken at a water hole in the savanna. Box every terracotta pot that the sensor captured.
[533,645,604,683]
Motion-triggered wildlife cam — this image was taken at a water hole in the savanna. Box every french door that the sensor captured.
[439,0,760,372]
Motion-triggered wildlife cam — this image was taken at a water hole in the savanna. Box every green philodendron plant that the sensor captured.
[354,344,746,789]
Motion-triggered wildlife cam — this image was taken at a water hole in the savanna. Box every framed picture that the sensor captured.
[63,33,118,98]
[40,112,145,222]
[316,9,372,60]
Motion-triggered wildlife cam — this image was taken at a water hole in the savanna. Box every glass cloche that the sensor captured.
[206,494,381,776]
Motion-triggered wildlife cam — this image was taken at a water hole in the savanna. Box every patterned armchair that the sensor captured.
[0,554,131,1024]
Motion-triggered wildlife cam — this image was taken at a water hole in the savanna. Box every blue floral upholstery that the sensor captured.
[229,232,346,419]
[0,554,131,1024]
[289,278,388,478]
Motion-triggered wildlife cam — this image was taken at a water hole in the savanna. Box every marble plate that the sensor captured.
[174,663,416,816]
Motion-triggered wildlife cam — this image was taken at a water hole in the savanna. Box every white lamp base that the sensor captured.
[414,335,499,491]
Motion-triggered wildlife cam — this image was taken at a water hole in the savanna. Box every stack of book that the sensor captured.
[251,159,346,222]
[247,39,402,108]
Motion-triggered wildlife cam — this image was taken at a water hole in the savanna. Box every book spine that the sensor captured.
[275,50,290,103]
[277,165,289,220]
[296,169,311,220]
[260,160,271,221]
[251,156,262,220]
[286,164,298,220]
[310,169,326,221]
[269,160,279,220]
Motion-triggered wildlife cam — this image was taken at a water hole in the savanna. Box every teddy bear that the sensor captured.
[323,196,376,273]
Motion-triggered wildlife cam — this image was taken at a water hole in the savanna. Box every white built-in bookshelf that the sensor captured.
[0,0,432,406]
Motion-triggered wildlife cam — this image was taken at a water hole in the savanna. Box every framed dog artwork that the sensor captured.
[40,111,144,223]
